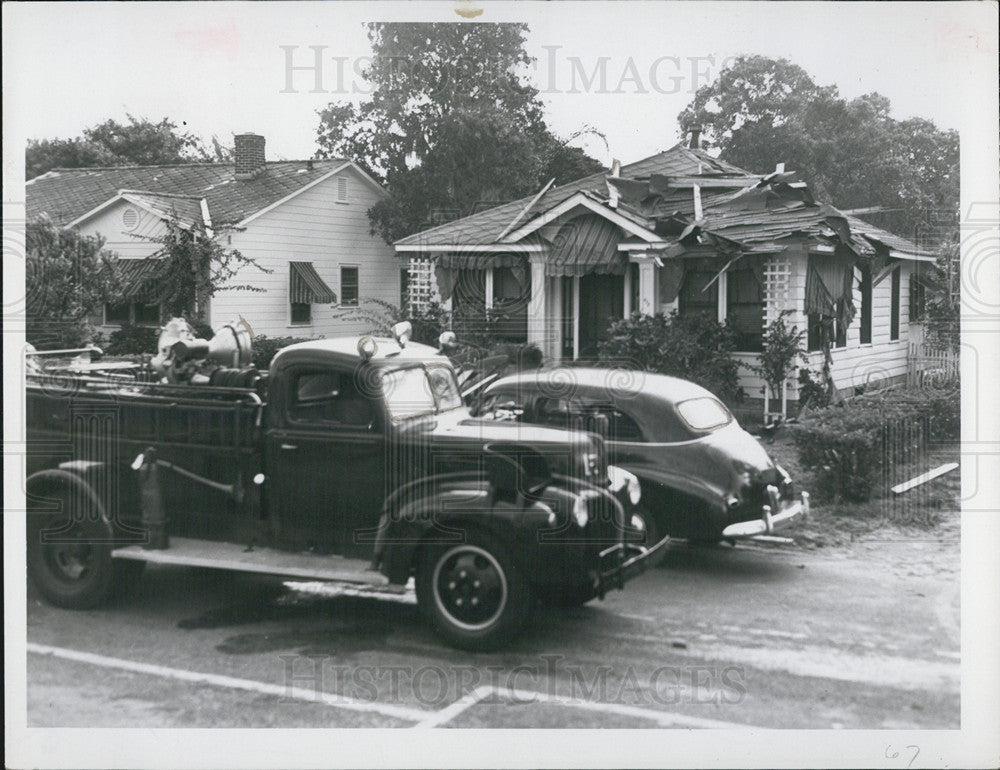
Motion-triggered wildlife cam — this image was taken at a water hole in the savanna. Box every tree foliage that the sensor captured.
[315,23,605,243]
[745,310,807,403]
[135,222,272,322]
[678,55,959,242]
[25,214,123,348]
[597,311,746,405]
[26,115,213,179]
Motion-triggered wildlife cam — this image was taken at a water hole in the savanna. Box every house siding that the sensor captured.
[209,166,400,338]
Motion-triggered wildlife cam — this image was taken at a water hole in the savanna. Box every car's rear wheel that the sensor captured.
[416,529,532,651]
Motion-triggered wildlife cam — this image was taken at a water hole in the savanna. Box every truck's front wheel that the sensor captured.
[417,529,532,651]
[27,491,116,609]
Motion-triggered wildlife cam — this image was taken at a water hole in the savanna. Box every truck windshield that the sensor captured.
[382,365,463,419]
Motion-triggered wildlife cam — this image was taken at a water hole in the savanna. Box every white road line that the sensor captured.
[412,685,495,729]
[503,688,750,729]
[28,642,752,729]
[27,642,427,723]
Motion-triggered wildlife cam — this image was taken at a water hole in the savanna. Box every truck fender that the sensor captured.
[378,472,522,586]
[25,467,114,536]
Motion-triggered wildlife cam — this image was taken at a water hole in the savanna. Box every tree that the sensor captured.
[27,115,211,179]
[135,222,271,323]
[678,55,959,242]
[316,23,605,243]
[25,214,123,348]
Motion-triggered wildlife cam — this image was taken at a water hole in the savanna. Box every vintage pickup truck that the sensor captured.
[25,320,664,650]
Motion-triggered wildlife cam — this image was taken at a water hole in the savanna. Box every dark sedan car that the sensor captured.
[475,368,809,551]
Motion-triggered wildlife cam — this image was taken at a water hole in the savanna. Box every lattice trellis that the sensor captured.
[406,258,438,312]
[763,257,792,324]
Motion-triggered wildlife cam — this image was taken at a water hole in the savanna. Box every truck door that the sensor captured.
[265,366,385,557]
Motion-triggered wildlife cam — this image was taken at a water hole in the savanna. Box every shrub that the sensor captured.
[252,335,315,369]
[333,298,447,345]
[789,384,960,502]
[598,311,745,405]
[797,368,832,411]
[104,324,160,356]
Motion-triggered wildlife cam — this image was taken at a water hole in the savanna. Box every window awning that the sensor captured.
[116,258,161,301]
[290,261,337,304]
[547,214,626,276]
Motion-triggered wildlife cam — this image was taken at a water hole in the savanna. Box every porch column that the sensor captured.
[527,255,548,353]
[635,255,657,315]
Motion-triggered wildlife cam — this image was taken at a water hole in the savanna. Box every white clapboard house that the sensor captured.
[27,133,403,337]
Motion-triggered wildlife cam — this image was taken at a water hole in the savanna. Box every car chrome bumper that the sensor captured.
[596,532,671,595]
[721,487,810,539]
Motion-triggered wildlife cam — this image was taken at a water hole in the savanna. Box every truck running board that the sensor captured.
[112,537,400,590]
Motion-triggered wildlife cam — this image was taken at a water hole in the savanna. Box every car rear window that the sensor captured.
[675,397,732,432]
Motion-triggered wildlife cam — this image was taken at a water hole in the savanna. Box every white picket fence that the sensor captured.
[906,343,959,388]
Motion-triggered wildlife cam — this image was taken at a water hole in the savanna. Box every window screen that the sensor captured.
[341,266,359,307]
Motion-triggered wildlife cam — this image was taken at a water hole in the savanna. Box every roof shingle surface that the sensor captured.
[27,160,350,225]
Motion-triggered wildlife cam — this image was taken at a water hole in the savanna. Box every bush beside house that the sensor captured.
[788,384,960,502]
[597,311,746,406]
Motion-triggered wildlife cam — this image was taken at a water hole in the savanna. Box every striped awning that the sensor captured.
[547,214,626,276]
[290,261,337,304]
[116,258,162,301]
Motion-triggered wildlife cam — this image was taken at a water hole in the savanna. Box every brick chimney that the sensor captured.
[234,133,266,180]
[688,126,702,150]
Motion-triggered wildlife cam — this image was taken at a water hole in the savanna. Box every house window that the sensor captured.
[400,267,410,311]
[341,266,359,307]
[860,264,872,344]
[289,262,337,325]
[834,300,847,348]
[336,176,349,203]
[290,302,312,325]
[678,268,718,319]
[909,274,926,322]
[726,267,764,352]
[105,302,131,326]
[890,266,901,341]
[104,301,160,327]
[807,315,822,352]
[134,303,161,327]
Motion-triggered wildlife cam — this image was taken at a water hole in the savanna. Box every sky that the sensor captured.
[3,1,994,170]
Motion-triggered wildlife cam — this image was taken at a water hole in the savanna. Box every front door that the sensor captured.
[265,366,385,556]
[578,273,624,359]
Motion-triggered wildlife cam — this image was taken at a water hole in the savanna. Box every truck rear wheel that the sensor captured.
[27,490,116,609]
[416,529,532,651]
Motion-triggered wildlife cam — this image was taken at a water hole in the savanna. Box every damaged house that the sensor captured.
[395,138,935,409]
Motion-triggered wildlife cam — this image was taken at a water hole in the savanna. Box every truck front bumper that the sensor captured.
[721,487,810,539]
[596,531,672,596]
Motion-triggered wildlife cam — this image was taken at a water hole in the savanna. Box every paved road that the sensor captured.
[26,538,959,729]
